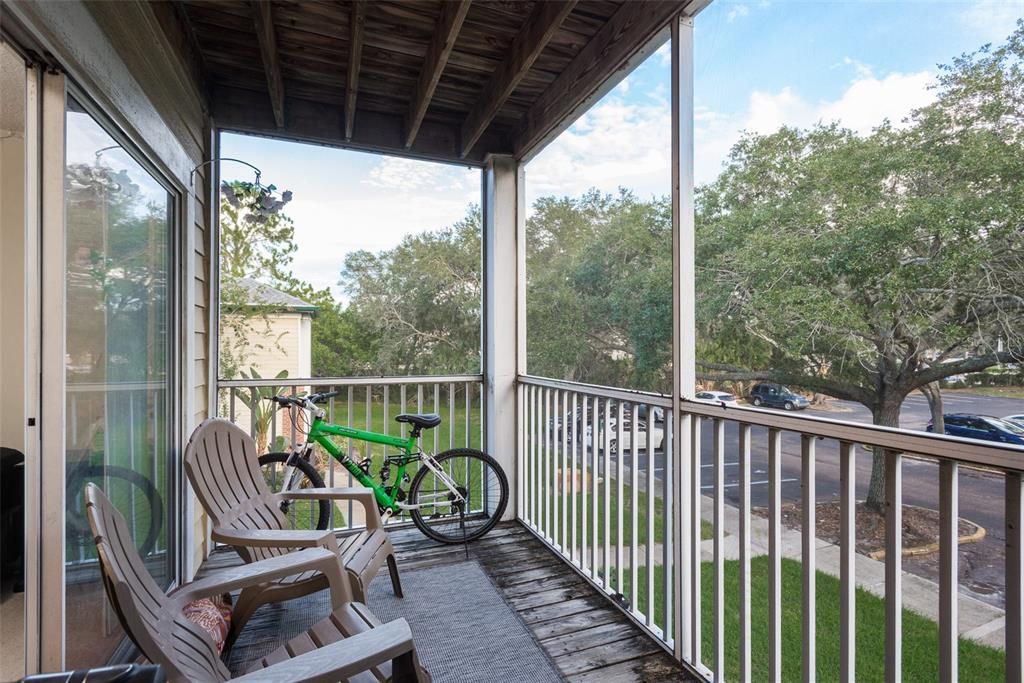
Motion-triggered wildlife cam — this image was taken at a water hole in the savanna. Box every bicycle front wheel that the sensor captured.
[409,448,508,544]
[258,452,330,531]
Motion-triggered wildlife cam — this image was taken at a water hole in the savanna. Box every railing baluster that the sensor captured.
[885,451,902,683]
[692,415,703,666]
[543,387,550,540]
[561,389,568,552]
[571,391,579,565]
[713,417,725,680]
[592,395,600,579]
[617,400,626,596]
[939,459,958,683]
[397,385,405,438]
[739,423,752,682]
[552,388,560,545]
[604,397,612,589]
[663,406,673,639]
[433,384,439,455]
[528,385,536,529]
[347,386,354,528]
[631,404,639,614]
[840,442,856,683]
[1008,472,1023,683]
[465,380,471,449]
[646,404,655,627]
[802,434,816,683]
[768,427,782,681]
[581,393,590,574]
[449,383,456,451]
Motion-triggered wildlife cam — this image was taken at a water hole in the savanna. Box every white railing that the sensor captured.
[66,381,168,568]
[216,375,485,532]
[518,375,1024,683]
[518,376,676,641]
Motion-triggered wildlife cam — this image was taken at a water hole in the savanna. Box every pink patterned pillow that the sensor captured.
[183,593,233,653]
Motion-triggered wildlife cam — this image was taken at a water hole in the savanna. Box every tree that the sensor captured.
[696,23,1024,508]
[340,208,482,375]
[218,180,298,379]
[526,189,675,391]
[279,281,378,377]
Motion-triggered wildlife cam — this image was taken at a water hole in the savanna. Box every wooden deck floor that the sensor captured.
[201,521,697,682]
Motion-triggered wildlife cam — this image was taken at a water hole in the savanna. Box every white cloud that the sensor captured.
[959,0,1023,43]
[364,156,477,194]
[727,3,750,22]
[288,191,476,302]
[526,95,671,203]
[695,68,936,184]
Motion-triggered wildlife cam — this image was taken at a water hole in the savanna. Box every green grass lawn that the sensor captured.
[625,558,1003,682]
[948,385,1024,399]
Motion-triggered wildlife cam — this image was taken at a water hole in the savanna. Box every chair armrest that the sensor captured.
[278,488,383,530]
[171,548,347,607]
[211,527,339,551]
[233,619,418,683]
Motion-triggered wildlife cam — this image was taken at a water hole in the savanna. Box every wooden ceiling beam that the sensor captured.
[344,0,367,140]
[514,0,685,160]
[459,0,576,158]
[404,0,471,149]
[213,83,511,165]
[251,0,285,127]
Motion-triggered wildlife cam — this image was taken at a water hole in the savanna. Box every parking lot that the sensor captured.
[614,391,1024,607]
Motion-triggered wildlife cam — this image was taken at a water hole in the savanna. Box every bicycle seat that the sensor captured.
[395,413,442,430]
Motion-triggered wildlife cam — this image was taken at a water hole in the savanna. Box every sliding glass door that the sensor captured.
[62,95,176,668]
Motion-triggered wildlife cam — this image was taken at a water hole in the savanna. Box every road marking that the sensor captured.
[702,462,740,468]
[701,477,798,490]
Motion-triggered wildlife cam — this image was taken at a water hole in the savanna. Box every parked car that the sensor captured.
[748,383,809,411]
[694,390,738,405]
[586,418,664,453]
[927,413,1024,446]
[1003,414,1024,429]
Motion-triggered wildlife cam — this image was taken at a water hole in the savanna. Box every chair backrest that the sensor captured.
[184,418,290,562]
[85,484,231,683]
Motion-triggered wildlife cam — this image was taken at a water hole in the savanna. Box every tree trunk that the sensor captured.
[919,382,944,434]
[865,399,903,511]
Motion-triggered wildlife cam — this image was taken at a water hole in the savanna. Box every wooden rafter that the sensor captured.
[345,0,367,141]
[251,0,284,128]
[514,0,682,158]
[404,0,471,149]
[460,0,576,158]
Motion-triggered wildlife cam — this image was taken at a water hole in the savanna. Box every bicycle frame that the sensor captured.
[295,413,465,515]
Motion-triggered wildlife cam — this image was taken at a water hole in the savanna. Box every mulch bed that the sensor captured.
[755,501,978,557]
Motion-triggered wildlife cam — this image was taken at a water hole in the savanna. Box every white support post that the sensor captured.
[671,13,696,664]
[483,155,519,521]
[39,69,67,671]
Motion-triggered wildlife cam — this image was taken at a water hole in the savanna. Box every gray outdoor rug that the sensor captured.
[228,560,564,682]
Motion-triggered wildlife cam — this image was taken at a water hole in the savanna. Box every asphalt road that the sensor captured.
[619,391,1024,607]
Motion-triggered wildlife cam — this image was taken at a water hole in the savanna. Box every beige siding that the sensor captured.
[219,311,314,448]
[82,1,215,576]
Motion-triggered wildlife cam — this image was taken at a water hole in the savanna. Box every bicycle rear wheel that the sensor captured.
[66,464,163,557]
[409,448,508,544]
[258,452,330,531]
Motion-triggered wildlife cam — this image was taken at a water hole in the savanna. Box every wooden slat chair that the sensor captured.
[184,418,402,644]
[84,484,430,683]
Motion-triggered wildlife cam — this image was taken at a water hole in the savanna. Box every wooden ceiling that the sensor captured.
[179,0,702,165]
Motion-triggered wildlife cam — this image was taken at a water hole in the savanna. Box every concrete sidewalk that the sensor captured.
[700,495,1006,650]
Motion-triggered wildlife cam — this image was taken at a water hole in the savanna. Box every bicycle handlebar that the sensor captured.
[265,390,340,408]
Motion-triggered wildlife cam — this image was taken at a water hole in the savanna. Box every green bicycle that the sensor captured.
[258,391,508,544]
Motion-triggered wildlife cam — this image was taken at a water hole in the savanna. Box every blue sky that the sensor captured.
[222,1,1022,299]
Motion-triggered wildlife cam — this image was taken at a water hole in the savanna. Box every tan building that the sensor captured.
[219,278,316,452]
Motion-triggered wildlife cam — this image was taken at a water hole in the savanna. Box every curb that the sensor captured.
[868,512,986,561]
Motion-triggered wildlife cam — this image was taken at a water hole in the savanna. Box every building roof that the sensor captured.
[236,277,318,313]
